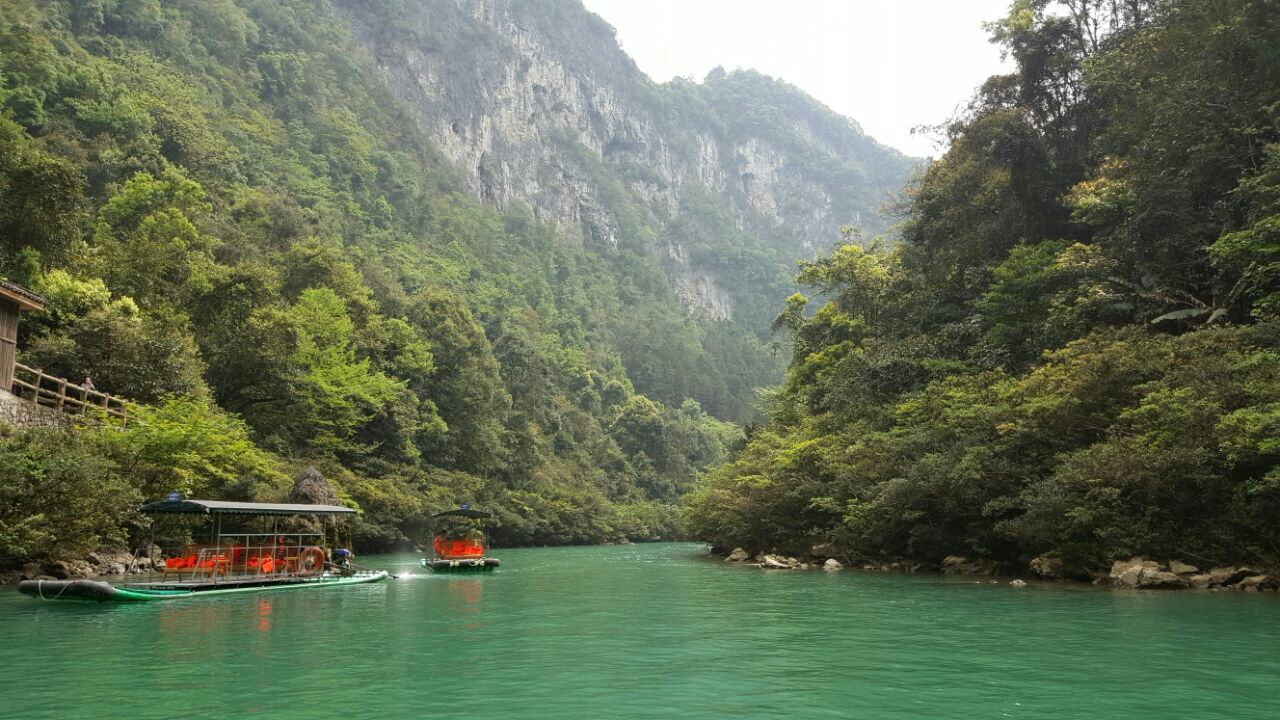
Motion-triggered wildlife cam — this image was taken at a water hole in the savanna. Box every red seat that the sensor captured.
[435,536,485,559]
[165,556,193,569]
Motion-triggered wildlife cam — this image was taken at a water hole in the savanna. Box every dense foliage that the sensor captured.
[0,0,755,565]
[688,0,1280,573]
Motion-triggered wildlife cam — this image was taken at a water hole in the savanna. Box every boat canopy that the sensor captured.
[139,499,356,516]
[432,507,491,519]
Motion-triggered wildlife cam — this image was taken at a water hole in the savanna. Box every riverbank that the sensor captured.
[0,549,157,585]
[718,547,1280,592]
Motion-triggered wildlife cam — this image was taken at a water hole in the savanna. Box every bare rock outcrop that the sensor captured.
[1109,558,1188,589]
[288,466,342,506]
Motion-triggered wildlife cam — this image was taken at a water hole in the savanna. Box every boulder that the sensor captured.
[1109,557,1161,588]
[45,559,94,580]
[1029,555,1065,579]
[823,558,844,571]
[725,547,751,562]
[761,554,796,570]
[1207,566,1256,587]
[1138,570,1187,589]
[88,550,140,576]
[287,467,343,531]
[1010,579,1027,588]
[1234,575,1277,591]
[1109,557,1187,589]
[1168,560,1199,575]
[1188,574,1215,589]
[288,466,342,505]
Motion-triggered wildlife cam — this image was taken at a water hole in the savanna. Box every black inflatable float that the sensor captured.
[19,579,124,602]
[422,558,500,572]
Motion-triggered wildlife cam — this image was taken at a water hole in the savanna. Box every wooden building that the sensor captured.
[0,279,45,392]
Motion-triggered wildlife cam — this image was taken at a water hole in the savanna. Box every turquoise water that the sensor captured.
[0,542,1276,719]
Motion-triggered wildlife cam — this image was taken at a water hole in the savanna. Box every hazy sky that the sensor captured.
[580,0,1013,158]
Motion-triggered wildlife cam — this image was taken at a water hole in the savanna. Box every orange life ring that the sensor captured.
[298,546,326,576]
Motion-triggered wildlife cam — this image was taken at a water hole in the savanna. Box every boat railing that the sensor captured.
[150,533,330,584]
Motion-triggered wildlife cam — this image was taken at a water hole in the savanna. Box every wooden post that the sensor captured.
[0,302,17,392]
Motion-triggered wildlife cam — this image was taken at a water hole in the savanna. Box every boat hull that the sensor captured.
[18,571,389,602]
[421,558,500,572]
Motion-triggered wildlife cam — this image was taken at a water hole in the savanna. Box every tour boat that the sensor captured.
[19,497,387,602]
[421,506,501,572]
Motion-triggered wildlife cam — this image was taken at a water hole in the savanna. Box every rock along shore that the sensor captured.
[718,546,1279,592]
[0,550,158,585]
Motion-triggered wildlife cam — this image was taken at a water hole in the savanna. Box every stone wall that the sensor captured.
[0,389,68,428]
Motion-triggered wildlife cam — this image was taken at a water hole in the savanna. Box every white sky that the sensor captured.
[580,0,1013,158]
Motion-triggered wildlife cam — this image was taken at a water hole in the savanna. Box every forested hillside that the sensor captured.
[688,0,1280,576]
[0,0,870,564]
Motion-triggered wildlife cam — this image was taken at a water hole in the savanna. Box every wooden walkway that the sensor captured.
[9,362,128,423]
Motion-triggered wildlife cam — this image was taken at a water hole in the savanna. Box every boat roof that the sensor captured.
[139,499,356,516]
[433,507,491,519]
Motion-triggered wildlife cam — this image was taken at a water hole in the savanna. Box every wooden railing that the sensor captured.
[10,362,128,423]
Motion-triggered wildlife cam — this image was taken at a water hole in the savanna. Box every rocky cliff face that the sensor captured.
[339,0,916,324]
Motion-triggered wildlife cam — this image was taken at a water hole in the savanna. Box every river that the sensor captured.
[0,542,1276,719]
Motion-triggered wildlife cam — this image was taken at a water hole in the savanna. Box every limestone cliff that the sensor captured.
[339,0,916,326]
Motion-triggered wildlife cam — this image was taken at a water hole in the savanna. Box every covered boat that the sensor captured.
[20,497,387,602]
[421,506,500,572]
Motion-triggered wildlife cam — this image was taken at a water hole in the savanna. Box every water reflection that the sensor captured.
[256,597,272,634]
[444,576,484,631]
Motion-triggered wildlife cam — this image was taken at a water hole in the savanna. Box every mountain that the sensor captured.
[341,0,916,328]
[0,0,911,564]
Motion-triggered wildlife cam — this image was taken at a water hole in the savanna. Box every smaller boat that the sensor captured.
[20,496,387,603]
[421,505,500,572]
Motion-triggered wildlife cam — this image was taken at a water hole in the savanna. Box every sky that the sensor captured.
[580,0,1013,159]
